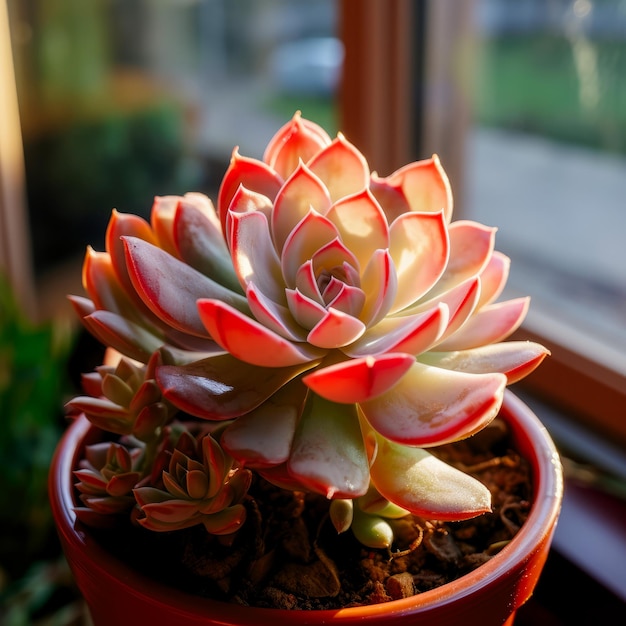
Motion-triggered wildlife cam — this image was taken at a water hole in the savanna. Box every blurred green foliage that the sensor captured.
[474,34,626,155]
[26,101,199,273]
[0,274,74,590]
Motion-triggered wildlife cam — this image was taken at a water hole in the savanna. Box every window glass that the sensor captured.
[9,0,339,277]
[466,0,626,357]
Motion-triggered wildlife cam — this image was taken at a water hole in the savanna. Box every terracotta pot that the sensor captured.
[49,390,563,626]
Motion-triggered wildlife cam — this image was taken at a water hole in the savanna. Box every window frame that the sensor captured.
[0,0,34,314]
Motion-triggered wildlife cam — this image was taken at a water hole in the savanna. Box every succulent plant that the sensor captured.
[66,350,174,442]
[74,440,142,526]
[134,428,251,534]
[68,112,548,547]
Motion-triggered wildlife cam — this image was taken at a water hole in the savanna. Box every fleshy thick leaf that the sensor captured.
[172,194,242,293]
[65,398,133,435]
[370,437,491,520]
[198,299,325,367]
[217,149,282,233]
[123,237,249,337]
[388,211,449,313]
[156,354,315,419]
[272,163,332,253]
[225,184,275,238]
[325,189,389,271]
[476,250,510,309]
[228,208,285,303]
[82,310,164,364]
[351,510,394,549]
[246,282,308,342]
[344,304,447,358]
[302,353,415,403]
[264,112,331,179]
[221,380,306,468]
[431,221,496,297]
[281,209,339,288]
[83,248,133,318]
[105,209,158,301]
[372,155,453,223]
[420,341,550,384]
[150,196,180,256]
[201,505,247,535]
[308,134,370,202]
[104,211,183,335]
[287,393,369,499]
[306,307,366,349]
[436,278,481,343]
[359,249,398,326]
[360,361,506,446]
[437,297,530,351]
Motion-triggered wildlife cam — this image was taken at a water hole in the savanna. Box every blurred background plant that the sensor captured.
[0,272,87,625]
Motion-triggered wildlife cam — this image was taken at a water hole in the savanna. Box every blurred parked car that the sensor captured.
[269,36,344,96]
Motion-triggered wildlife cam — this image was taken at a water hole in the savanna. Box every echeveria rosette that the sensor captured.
[134,430,251,534]
[70,112,548,528]
[66,351,175,443]
[74,441,143,527]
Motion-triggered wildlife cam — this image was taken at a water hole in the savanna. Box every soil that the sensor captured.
[93,416,532,610]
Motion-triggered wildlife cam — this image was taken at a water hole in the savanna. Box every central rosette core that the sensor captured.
[316,258,365,316]
[318,263,357,299]
[309,237,365,317]
[286,252,367,346]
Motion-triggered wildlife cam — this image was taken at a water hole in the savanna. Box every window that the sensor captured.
[466,0,626,444]
[340,0,626,448]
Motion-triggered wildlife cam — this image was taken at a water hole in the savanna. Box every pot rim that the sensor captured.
[50,389,563,622]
